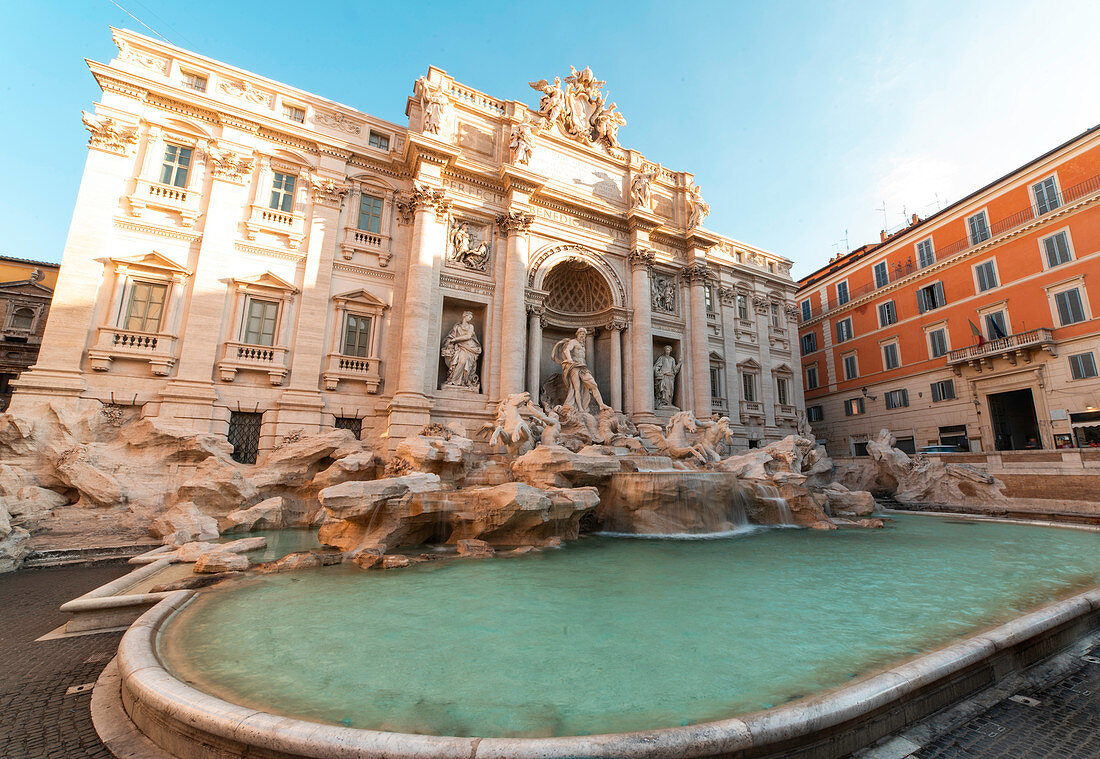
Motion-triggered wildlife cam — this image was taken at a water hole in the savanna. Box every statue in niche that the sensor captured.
[440,311,482,390]
[509,118,535,165]
[653,345,681,409]
[651,275,677,313]
[630,169,657,210]
[413,76,449,135]
[551,327,609,414]
[687,183,710,229]
[449,221,491,272]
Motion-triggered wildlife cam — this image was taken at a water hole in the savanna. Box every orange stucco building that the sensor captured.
[797,126,1100,456]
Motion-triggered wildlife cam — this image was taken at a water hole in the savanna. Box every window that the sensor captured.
[917,239,935,268]
[776,376,790,405]
[182,72,207,92]
[227,411,263,464]
[805,365,819,390]
[974,260,998,292]
[768,262,776,273]
[368,131,390,151]
[883,343,900,370]
[342,314,372,357]
[800,300,811,322]
[736,294,749,320]
[159,144,192,188]
[710,364,724,399]
[770,302,780,328]
[1042,231,1072,268]
[705,286,715,314]
[800,332,817,355]
[243,298,279,346]
[270,172,296,212]
[836,317,853,343]
[1069,352,1098,380]
[334,416,363,439]
[283,104,306,123]
[844,398,865,416]
[931,379,956,402]
[8,307,34,330]
[807,405,824,422]
[123,281,167,333]
[984,311,1008,339]
[836,281,850,305]
[873,261,888,288]
[929,328,948,358]
[1033,176,1060,214]
[877,300,897,327]
[843,354,858,380]
[916,281,946,312]
[885,389,909,409]
[1054,288,1086,326]
[358,193,384,234]
[741,372,756,402]
[967,211,990,244]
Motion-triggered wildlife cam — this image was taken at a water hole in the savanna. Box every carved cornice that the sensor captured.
[440,272,495,297]
[753,295,770,315]
[347,153,407,179]
[82,111,138,156]
[220,78,271,106]
[496,210,535,235]
[313,111,362,135]
[257,127,318,155]
[234,242,307,263]
[628,248,656,271]
[784,303,799,319]
[114,34,169,74]
[205,143,255,184]
[531,196,630,233]
[333,262,396,283]
[310,175,352,207]
[114,219,201,243]
[219,112,261,133]
[93,73,149,101]
[717,286,737,305]
[605,315,629,332]
[142,92,220,125]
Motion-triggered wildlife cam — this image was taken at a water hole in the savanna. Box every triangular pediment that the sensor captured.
[0,280,54,297]
[333,288,388,309]
[233,271,299,294]
[109,251,190,276]
[737,357,761,370]
[772,362,794,375]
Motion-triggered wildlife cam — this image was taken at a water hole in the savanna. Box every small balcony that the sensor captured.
[340,226,393,266]
[739,399,765,423]
[128,179,201,226]
[711,396,728,414]
[775,403,797,421]
[946,328,1057,373]
[88,327,178,376]
[217,341,289,385]
[244,204,305,249]
[322,353,383,393]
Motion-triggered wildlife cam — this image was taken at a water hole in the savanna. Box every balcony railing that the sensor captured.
[739,400,764,421]
[801,173,1100,323]
[245,204,305,249]
[88,327,178,375]
[947,328,1056,367]
[217,340,289,385]
[775,403,797,419]
[128,179,201,226]
[322,352,382,393]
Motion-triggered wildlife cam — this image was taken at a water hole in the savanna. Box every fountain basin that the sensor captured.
[110,516,1100,758]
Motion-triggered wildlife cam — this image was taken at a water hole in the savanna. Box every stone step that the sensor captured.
[23,542,162,569]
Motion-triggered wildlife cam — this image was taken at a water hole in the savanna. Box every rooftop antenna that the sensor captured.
[874,200,888,230]
[108,0,174,45]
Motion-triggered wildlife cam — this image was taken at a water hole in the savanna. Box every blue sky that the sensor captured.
[3,0,1098,278]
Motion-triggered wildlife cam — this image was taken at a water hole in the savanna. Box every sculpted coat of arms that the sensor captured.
[529,66,626,155]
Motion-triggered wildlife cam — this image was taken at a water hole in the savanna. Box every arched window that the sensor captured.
[9,307,34,330]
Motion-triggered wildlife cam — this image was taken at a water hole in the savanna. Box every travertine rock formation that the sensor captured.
[511,444,620,488]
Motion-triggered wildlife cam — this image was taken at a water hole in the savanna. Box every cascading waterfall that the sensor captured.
[751,483,794,526]
[596,472,758,536]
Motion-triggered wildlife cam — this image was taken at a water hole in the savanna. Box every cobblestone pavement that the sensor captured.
[0,562,131,759]
[911,646,1100,759]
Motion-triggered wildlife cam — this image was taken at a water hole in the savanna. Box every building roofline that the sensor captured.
[0,254,60,269]
[797,122,1100,288]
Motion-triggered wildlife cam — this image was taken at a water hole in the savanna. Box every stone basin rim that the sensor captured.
[113,584,1100,759]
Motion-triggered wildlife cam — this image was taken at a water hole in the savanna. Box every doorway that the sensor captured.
[987,389,1041,450]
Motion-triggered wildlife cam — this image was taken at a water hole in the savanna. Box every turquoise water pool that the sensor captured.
[161,515,1100,738]
[216,529,320,562]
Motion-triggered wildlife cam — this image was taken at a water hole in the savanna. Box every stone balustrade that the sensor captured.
[321,352,382,393]
[216,341,289,385]
[127,178,201,226]
[244,204,305,248]
[88,327,178,375]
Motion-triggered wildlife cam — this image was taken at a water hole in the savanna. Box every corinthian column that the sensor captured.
[526,304,543,401]
[606,317,626,411]
[628,248,656,423]
[496,209,534,397]
[387,184,448,439]
[685,262,712,415]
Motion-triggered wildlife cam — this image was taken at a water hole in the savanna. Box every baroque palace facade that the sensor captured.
[12,29,803,458]
[797,126,1100,456]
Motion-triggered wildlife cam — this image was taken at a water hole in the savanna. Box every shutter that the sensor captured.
[1044,237,1057,267]
[917,288,927,313]
[1056,292,1072,325]
[933,281,945,308]
[1070,355,1083,380]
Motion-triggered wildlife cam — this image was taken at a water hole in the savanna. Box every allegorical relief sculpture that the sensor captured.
[630,169,657,210]
[509,118,535,165]
[529,66,626,154]
[448,221,491,272]
[440,311,482,391]
[651,274,677,314]
[413,76,449,135]
[687,183,710,229]
[551,328,609,414]
[653,345,681,409]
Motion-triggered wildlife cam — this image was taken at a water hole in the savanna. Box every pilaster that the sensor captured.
[684,262,712,415]
[628,248,656,424]
[496,208,534,398]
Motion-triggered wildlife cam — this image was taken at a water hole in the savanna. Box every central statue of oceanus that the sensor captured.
[551,327,609,414]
